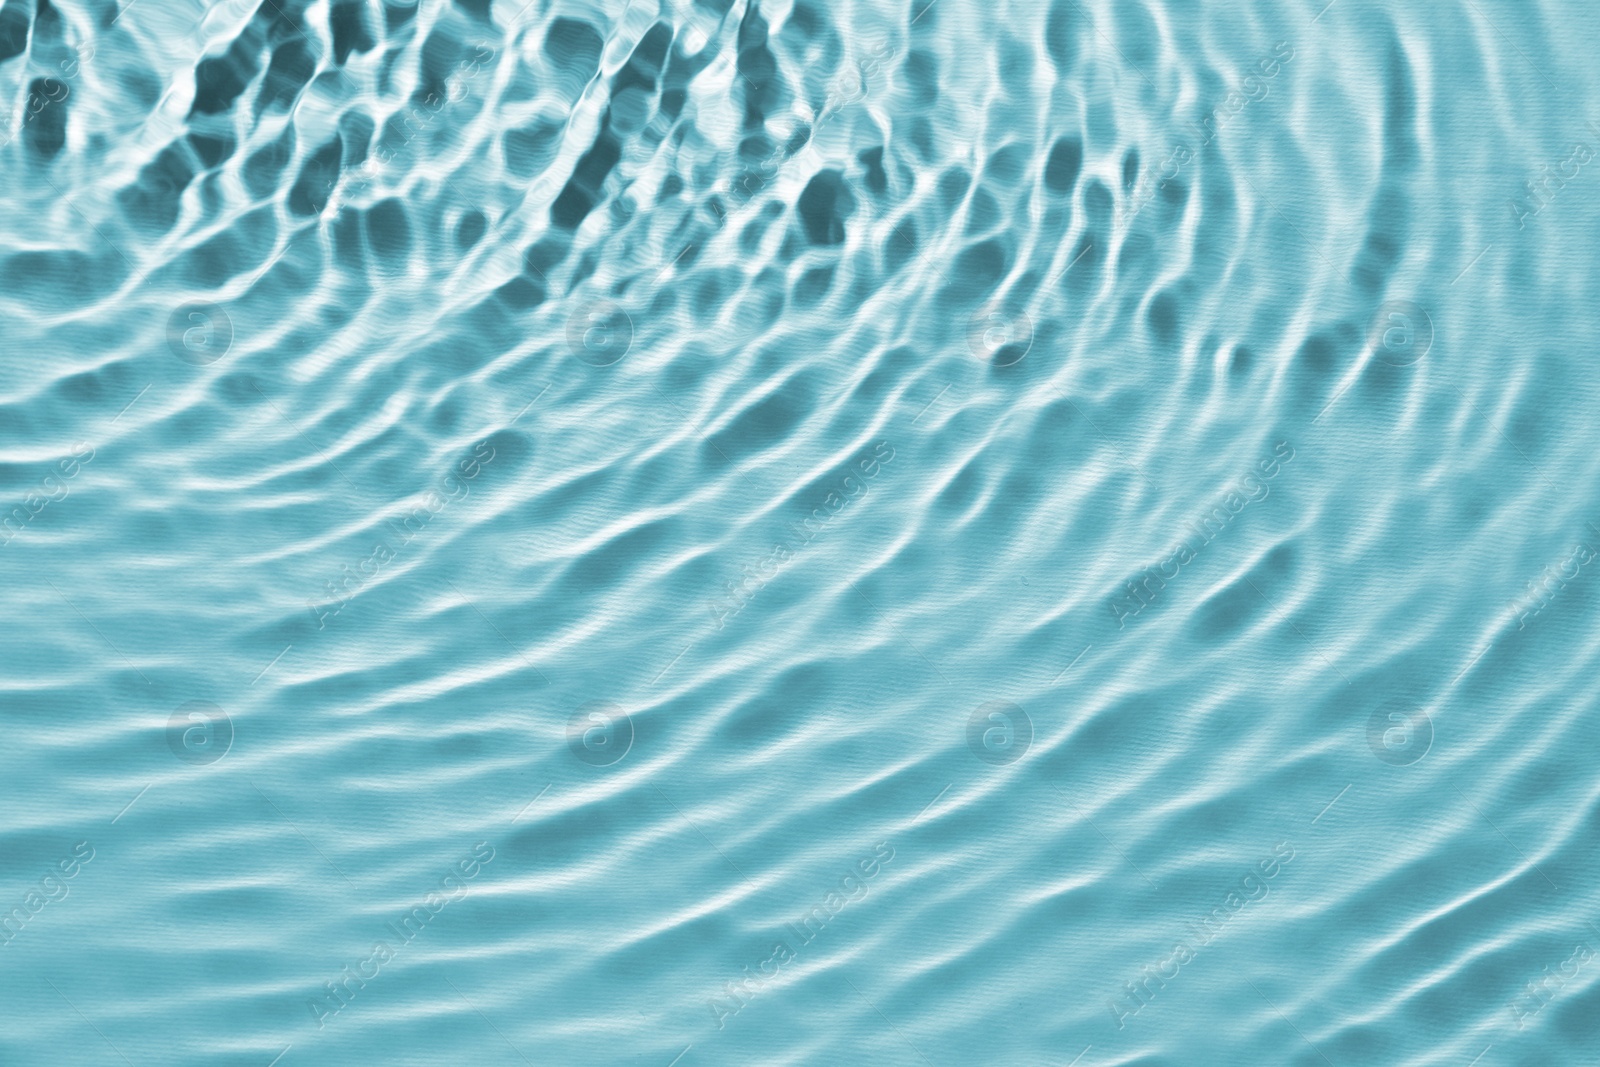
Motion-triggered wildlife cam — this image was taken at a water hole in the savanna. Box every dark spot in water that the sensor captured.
[428,393,464,434]
[1122,149,1139,190]
[859,145,887,195]
[774,228,804,264]
[796,169,854,245]
[416,22,472,104]
[937,459,983,513]
[476,427,534,469]
[242,243,318,307]
[668,232,705,271]
[735,4,781,129]
[551,128,620,230]
[1356,354,1413,406]
[1062,233,1099,291]
[735,214,765,256]
[192,37,260,116]
[382,0,417,32]
[1353,184,1408,295]
[58,363,132,405]
[1117,231,1155,280]
[288,135,342,216]
[1295,328,1343,376]
[965,186,1002,235]
[0,249,119,303]
[118,143,194,232]
[720,665,828,747]
[456,209,486,249]
[903,49,939,107]
[731,132,775,201]
[504,800,631,870]
[544,17,603,91]
[567,247,601,290]
[522,235,569,279]
[1082,178,1113,229]
[984,469,1042,532]
[659,36,714,120]
[907,115,936,162]
[242,125,295,199]
[117,62,161,115]
[0,1,29,64]
[365,198,411,264]
[23,77,67,159]
[256,38,316,114]
[178,205,274,285]
[329,1,374,64]
[1192,545,1295,643]
[503,116,562,179]
[257,0,307,42]
[738,277,784,335]
[331,206,362,269]
[690,268,734,317]
[337,108,374,167]
[1043,137,1082,194]
[495,274,544,309]
[937,165,972,209]
[613,21,672,97]
[704,376,814,466]
[502,58,539,104]
[562,518,679,594]
[848,344,918,409]
[1148,290,1180,345]
[945,237,1011,300]
[187,131,235,169]
[1045,0,1077,71]
[792,265,834,308]
[1231,345,1253,376]
[883,215,921,275]
[647,285,678,322]
[1383,39,1417,173]
[1289,322,1360,408]
[779,119,813,156]
[1114,2,1160,70]
[986,142,1029,186]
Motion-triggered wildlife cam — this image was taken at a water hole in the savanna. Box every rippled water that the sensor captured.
[4,0,1600,1063]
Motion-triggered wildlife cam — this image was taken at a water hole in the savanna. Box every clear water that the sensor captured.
[3,0,1600,1064]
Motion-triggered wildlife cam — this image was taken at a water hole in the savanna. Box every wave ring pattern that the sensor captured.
[2,0,1599,1064]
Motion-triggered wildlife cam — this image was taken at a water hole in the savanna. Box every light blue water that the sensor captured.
[3,0,1600,1064]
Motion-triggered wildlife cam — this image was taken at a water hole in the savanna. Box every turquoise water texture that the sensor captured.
[3,0,1600,1064]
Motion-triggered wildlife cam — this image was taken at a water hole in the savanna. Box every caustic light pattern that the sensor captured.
[2,0,1600,1065]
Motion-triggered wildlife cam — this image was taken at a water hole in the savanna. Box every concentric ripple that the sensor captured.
[3,0,1600,1064]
